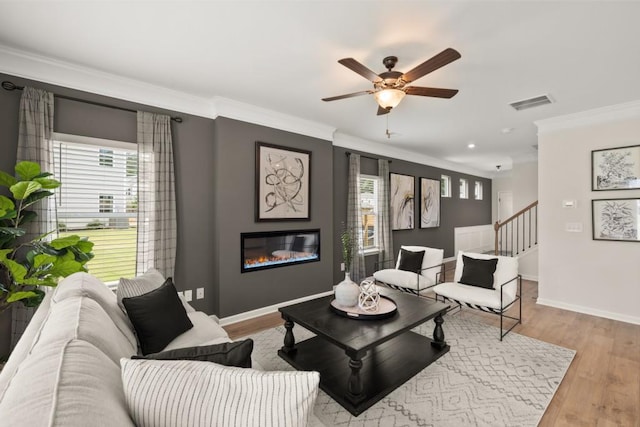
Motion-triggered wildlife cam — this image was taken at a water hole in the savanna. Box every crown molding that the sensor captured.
[535,99,640,134]
[333,132,491,178]
[0,44,216,119]
[211,96,335,142]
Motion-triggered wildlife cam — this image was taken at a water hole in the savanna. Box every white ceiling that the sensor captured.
[1,1,640,174]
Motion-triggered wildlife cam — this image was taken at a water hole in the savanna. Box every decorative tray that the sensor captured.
[330,295,398,320]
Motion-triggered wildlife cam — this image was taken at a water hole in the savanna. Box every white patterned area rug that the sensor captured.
[247,315,575,427]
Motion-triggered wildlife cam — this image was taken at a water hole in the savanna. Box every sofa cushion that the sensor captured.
[117,268,196,313]
[122,278,194,355]
[373,268,436,291]
[52,272,137,349]
[395,246,444,283]
[162,311,231,351]
[453,251,518,293]
[134,339,253,368]
[0,339,135,427]
[432,281,517,310]
[121,358,320,427]
[32,295,138,364]
[459,255,498,289]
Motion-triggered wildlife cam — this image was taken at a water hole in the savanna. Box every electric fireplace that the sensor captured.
[241,229,320,273]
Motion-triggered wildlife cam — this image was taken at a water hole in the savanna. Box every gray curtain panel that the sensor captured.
[377,159,393,267]
[347,153,366,282]
[136,112,177,279]
[12,87,57,349]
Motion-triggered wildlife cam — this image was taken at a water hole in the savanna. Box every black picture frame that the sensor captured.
[419,177,441,228]
[592,198,640,242]
[591,144,640,191]
[255,142,311,221]
[390,172,415,230]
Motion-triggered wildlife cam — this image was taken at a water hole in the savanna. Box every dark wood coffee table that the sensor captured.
[278,289,450,416]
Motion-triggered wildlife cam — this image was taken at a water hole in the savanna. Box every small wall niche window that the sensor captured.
[474,181,484,200]
[359,174,380,252]
[99,148,114,167]
[459,178,469,199]
[441,175,452,197]
[54,133,138,284]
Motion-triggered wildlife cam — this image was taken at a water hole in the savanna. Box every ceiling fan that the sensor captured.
[322,48,461,115]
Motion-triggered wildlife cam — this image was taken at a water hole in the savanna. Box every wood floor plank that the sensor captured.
[222,280,640,425]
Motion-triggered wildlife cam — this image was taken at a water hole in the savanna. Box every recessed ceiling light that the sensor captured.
[467,143,475,149]
[501,127,514,134]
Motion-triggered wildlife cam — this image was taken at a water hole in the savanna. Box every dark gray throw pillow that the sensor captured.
[459,255,498,289]
[132,339,254,368]
[122,278,193,355]
[398,248,425,273]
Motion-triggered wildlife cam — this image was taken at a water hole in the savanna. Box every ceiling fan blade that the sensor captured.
[338,58,382,82]
[377,106,391,116]
[404,86,459,98]
[402,48,461,83]
[322,90,373,102]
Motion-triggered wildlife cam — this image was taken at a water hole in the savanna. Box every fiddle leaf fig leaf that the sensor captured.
[7,291,39,303]
[10,181,42,201]
[75,240,94,253]
[0,227,25,237]
[0,170,17,188]
[50,259,82,277]
[0,195,15,212]
[0,258,28,283]
[50,235,80,250]
[23,190,53,208]
[15,161,41,181]
[33,254,56,269]
[33,178,60,190]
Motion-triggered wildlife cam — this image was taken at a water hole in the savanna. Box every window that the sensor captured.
[474,181,483,200]
[99,148,114,167]
[98,195,114,213]
[359,175,380,252]
[441,175,451,197]
[54,133,138,284]
[459,178,469,199]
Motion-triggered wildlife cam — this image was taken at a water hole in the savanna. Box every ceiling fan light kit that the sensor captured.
[322,48,461,115]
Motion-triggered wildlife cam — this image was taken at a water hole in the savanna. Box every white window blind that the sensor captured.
[53,133,137,283]
[359,175,380,252]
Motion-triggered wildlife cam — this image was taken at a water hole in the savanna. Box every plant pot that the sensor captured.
[334,272,359,307]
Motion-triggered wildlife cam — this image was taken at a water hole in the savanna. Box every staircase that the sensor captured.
[494,201,538,256]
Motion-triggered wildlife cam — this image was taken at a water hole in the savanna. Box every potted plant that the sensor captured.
[0,161,94,312]
[335,223,359,307]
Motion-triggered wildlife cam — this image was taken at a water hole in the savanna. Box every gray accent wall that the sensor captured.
[332,146,492,284]
[213,117,334,318]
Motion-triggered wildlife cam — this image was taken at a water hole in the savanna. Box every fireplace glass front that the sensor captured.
[241,229,320,273]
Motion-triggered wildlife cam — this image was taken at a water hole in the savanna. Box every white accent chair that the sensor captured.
[432,251,522,340]
[373,246,444,296]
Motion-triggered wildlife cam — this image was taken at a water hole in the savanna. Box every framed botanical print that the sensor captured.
[592,198,640,242]
[390,173,414,230]
[420,177,440,228]
[255,142,311,221]
[592,145,640,190]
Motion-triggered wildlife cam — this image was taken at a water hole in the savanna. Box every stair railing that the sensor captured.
[494,200,538,256]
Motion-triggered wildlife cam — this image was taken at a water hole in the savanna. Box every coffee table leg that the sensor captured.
[346,351,366,405]
[281,316,296,354]
[431,313,447,350]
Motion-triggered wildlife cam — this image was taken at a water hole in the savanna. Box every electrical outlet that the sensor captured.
[340,263,345,271]
[184,290,193,302]
[196,287,204,299]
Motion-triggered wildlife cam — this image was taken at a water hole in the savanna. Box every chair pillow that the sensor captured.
[120,358,320,427]
[132,339,253,368]
[459,255,498,289]
[122,278,193,355]
[398,248,425,273]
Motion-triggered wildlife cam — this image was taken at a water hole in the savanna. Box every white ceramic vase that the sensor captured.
[334,272,359,307]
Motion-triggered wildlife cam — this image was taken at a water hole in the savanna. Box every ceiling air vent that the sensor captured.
[509,94,553,111]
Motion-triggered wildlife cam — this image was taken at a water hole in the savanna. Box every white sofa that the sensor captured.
[0,273,322,426]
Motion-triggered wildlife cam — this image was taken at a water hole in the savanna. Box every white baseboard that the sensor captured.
[521,274,538,281]
[443,256,456,263]
[218,290,334,326]
[536,298,640,326]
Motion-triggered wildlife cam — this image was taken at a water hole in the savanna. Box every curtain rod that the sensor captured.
[1,81,183,123]
[345,151,392,163]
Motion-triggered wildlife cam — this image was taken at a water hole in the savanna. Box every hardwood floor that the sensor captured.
[223,279,640,426]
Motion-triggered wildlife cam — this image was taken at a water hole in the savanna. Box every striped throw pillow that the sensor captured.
[120,358,320,427]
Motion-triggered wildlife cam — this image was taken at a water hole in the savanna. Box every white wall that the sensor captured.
[536,102,640,325]
[491,161,538,223]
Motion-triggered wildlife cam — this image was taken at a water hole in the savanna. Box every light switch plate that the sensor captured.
[196,288,204,299]
[565,222,583,232]
[184,290,193,302]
